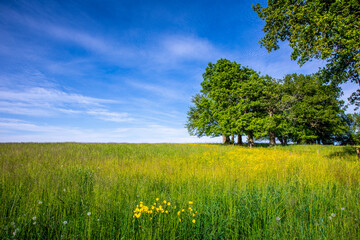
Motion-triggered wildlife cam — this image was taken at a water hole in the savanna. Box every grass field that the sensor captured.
[1,143,360,239]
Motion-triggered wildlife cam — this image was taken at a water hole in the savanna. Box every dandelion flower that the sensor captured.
[165,210,169,214]
[179,219,181,222]
[331,213,335,217]
[167,202,171,206]
[156,198,159,201]
[276,216,281,221]
[32,216,36,221]
[63,221,67,225]
[192,219,196,223]
[163,200,167,204]
[189,201,193,205]
[87,212,91,216]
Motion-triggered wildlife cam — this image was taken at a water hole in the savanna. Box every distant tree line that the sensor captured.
[186,59,360,146]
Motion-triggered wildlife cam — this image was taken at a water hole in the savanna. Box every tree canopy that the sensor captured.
[187,59,348,145]
[253,0,360,105]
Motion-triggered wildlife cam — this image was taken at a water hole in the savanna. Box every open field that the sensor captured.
[1,143,360,239]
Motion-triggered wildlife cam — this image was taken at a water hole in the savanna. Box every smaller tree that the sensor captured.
[336,113,360,145]
[280,74,345,144]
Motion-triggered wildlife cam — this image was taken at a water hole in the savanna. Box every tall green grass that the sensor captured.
[0,143,359,239]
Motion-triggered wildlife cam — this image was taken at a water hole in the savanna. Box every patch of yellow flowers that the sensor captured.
[133,199,197,224]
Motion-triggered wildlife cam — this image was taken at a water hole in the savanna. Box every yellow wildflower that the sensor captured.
[167,202,171,206]
[156,198,159,201]
[189,201,193,205]
[192,219,196,223]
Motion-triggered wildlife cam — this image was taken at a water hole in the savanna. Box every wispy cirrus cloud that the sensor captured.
[0,87,132,123]
[0,118,219,143]
[86,109,134,123]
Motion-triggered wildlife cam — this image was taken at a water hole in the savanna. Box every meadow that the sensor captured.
[0,143,360,239]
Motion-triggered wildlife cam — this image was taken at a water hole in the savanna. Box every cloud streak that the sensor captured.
[0,118,220,143]
[0,87,132,123]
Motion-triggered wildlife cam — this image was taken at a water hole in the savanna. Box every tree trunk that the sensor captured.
[230,135,235,144]
[237,134,243,145]
[283,136,288,145]
[269,131,276,146]
[248,132,254,148]
[278,136,284,145]
[222,135,230,144]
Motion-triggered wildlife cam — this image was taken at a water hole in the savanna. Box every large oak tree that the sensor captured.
[253,0,360,107]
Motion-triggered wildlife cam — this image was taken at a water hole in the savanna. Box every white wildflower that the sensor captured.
[32,216,36,221]
[87,212,91,216]
[33,221,36,225]
[276,216,281,221]
[341,208,345,211]
[331,213,335,217]
[38,201,43,205]
[328,216,332,220]
[63,221,67,225]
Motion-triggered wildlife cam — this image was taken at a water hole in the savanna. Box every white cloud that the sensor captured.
[0,87,115,105]
[0,118,221,143]
[0,87,133,122]
[161,35,218,61]
[86,109,135,123]
[127,81,188,101]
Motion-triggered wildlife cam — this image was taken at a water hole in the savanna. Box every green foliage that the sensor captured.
[186,94,220,137]
[336,113,360,145]
[253,0,360,104]
[280,73,345,143]
[188,58,346,145]
[187,59,263,142]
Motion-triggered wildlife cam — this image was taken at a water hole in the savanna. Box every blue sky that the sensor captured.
[0,0,357,143]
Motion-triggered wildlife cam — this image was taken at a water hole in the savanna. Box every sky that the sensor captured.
[0,0,357,143]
